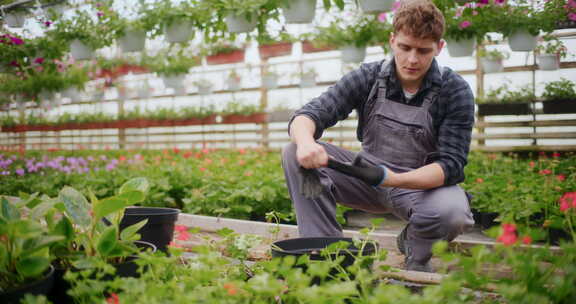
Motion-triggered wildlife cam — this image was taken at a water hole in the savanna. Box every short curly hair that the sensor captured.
[393,0,445,42]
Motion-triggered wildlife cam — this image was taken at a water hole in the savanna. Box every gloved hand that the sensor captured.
[327,155,386,187]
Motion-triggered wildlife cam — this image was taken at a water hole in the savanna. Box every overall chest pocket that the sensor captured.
[375,114,425,136]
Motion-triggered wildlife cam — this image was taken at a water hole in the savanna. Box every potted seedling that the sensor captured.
[222,101,266,124]
[476,83,534,116]
[0,195,63,303]
[478,48,509,73]
[541,78,576,114]
[535,34,568,71]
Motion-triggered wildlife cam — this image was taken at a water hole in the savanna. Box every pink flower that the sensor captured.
[97,11,104,18]
[392,1,401,11]
[34,57,44,64]
[569,13,576,22]
[10,37,24,45]
[559,192,576,212]
[529,161,535,168]
[556,175,566,182]
[497,223,517,246]
[459,20,472,29]
[539,169,552,175]
[378,12,387,23]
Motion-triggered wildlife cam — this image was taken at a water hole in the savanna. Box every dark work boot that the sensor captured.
[397,224,434,273]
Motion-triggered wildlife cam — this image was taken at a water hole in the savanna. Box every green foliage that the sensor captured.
[477,83,535,104]
[315,13,382,48]
[478,48,509,61]
[145,51,200,77]
[536,34,568,58]
[0,196,64,293]
[542,78,576,101]
[222,101,260,115]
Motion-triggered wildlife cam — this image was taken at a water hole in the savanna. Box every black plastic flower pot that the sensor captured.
[48,241,156,304]
[480,212,500,231]
[120,207,180,252]
[3,265,55,304]
[271,237,378,284]
[547,228,572,246]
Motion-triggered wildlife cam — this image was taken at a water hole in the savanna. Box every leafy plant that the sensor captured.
[315,13,380,48]
[145,51,200,77]
[477,83,535,104]
[478,48,509,61]
[536,34,568,58]
[48,177,152,269]
[542,78,576,101]
[0,195,64,293]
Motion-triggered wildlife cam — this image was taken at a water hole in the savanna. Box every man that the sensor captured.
[281,0,475,272]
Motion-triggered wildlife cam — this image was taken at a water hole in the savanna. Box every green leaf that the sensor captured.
[335,0,345,10]
[119,177,150,195]
[120,219,148,241]
[54,217,74,241]
[94,197,128,221]
[21,236,65,258]
[29,199,57,220]
[16,256,49,278]
[1,197,20,221]
[97,226,118,257]
[115,191,146,205]
[59,187,91,229]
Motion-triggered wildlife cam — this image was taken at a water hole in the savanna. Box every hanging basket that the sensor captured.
[118,30,147,53]
[161,74,186,89]
[481,58,503,73]
[282,0,317,24]
[258,42,293,59]
[70,39,94,61]
[4,12,26,28]
[508,30,538,52]
[537,54,560,71]
[206,50,245,65]
[262,74,279,89]
[224,14,257,33]
[358,0,394,13]
[164,21,194,43]
[340,46,367,63]
[446,38,476,57]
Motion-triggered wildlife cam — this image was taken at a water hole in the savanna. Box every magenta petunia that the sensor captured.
[34,57,45,64]
[569,13,576,21]
[459,20,472,29]
[10,37,24,45]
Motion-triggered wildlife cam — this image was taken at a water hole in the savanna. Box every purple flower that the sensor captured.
[105,164,115,171]
[44,21,52,27]
[97,11,104,18]
[15,168,24,176]
[570,13,576,21]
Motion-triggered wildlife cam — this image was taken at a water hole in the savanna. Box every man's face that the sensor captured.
[389,31,444,88]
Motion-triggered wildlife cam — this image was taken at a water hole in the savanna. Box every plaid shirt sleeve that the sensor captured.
[288,61,381,139]
[426,71,475,186]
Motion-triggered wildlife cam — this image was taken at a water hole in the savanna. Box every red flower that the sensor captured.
[522,236,532,245]
[529,161,535,168]
[119,155,127,162]
[556,175,566,182]
[183,151,193,159]
[497,223,517,246]
[223,283,238,296]
[199,167,206,172]
[476,178,484,183]
[238,148,246,154]
[173,147,180,154]
[106,293,119,304]
[552,152,561,158]
[539,169,552,175]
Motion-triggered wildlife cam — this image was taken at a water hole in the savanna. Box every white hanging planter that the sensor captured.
[446,38,476,57]
[4,12,27,28]
[117,30,147,53]
[70,39,94,60]
[481,58,503,73]
[224,14,257,33]
[62,87,81,102]
[358,0,394,13]
[282,0,316,24]
[300,74,316,88]
[508,30,538,52]
[537,54,560,71]
[196,84,213,95]
[161,74,186,89]
[226,77,242,91]
[340,46,367,63]
[164,21,194,43]
[262,74,279,89]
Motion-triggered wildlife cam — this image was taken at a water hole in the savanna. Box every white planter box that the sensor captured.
[508,30,538,52]
[282,0,316,24]
[300,74,316,88]
[262,74,279,89]
[118,30,146,53]
[481,58,503,73]
[224,14,257,33]
[340,46,367,63]
[5,12,26,28]
[70,40,94,60]
[446,38,476,57]
[537,54,560,71]
[359,0,394,13]
[164,21,194,43]
[162,74,186,89]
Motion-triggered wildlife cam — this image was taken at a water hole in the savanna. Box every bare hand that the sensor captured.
[296,142,328,169]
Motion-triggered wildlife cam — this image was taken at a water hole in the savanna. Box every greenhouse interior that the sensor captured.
[1,0,576,303]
